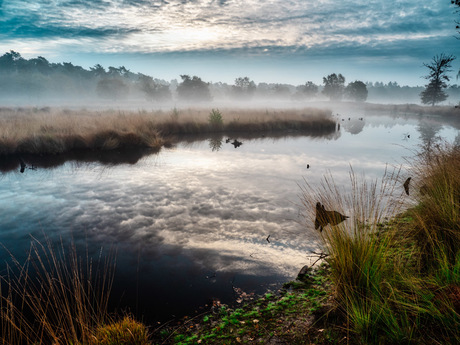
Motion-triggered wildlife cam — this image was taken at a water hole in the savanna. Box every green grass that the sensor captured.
[299,143,460,344]
[154,266,334,345]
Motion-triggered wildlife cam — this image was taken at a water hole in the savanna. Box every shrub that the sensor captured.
[208,108,223,128]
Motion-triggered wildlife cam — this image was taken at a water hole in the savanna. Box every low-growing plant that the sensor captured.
[96,316,150,345]
[208,108,223,128]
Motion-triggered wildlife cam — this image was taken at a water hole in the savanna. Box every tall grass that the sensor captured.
[406,142,460,273]
[0,107,334,155]
[301,145,460,344]
[0,236,116,345]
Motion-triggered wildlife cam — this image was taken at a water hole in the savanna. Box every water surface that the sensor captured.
[0,111,459,323]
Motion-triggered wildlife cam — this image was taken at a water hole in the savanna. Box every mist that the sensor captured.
[2,51,460,110]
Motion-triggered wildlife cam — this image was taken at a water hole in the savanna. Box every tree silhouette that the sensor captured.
[420,54,455,106]
[232,77,256,100]
[271,84,291,98]
[345,81,368,102]
[177,75,211,102]
[96,78,129,100]
[322,73,345,101]
[453,1,460,33]
[90,64,106,78]
[294,81,318,99]
[137,74,171,101]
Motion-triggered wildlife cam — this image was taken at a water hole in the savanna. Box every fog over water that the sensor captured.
[0,110,459,322]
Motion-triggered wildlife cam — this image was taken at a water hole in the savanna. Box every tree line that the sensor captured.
[0,50,459,105]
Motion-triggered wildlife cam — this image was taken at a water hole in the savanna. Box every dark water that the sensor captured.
[0,111,459,324]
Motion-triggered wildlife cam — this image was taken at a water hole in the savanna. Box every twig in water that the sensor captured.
[308,251,329,268]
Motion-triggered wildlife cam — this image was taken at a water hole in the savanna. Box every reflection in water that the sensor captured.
[208,136,223,151]
[343,118,365,135]
[417,120,443,148]
[0,147,160,173]
[0,113,458,323]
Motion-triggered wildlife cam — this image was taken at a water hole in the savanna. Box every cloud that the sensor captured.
[1,0,455,58]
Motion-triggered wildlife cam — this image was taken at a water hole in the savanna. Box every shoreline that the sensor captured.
[1,102,459,161]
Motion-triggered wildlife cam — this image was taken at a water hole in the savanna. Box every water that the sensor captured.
[0,111,459,323]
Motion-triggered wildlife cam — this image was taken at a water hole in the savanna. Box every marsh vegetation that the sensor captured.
[0,104,459,344]
[0,107,334,156]
[298,143,460,344]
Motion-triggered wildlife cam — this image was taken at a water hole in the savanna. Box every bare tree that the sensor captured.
[420,54,455,106]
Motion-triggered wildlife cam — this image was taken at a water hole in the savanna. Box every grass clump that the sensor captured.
[300,144,460,344]
[95,316,150,345]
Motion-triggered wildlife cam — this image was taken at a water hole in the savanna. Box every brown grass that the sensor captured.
[0,107,334,155]
[0,237,116,345]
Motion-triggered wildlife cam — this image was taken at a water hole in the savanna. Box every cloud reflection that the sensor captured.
[1,117,459,321]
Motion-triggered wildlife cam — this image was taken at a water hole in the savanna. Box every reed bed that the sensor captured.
[0,237,116,345]
[0,107,334,155]
[301,143,460,344]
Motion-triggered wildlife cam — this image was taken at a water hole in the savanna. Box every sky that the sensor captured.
[0,0,459,86]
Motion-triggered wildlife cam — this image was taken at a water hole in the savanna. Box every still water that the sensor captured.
[0,111,459,323]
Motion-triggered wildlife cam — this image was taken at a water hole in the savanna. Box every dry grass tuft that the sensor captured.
[95,316,150,345]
